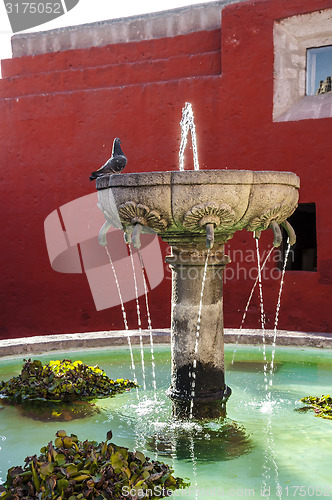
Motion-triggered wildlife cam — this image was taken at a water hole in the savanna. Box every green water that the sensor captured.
[1,344,332,499]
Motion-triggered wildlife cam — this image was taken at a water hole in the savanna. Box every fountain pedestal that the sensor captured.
[165,244,231,418]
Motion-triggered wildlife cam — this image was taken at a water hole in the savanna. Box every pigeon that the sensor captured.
[89,138,127,181]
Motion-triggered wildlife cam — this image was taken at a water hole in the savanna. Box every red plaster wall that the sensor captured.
[0,0,332,339]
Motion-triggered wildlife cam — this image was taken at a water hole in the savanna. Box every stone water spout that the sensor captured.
[96,169,300,418]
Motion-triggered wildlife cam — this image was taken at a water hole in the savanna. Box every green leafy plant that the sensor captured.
[0,430,189,499]
[0,359,137,402]
[299,394,332,420]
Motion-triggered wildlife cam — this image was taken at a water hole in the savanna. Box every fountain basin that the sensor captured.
[96,170,300,249]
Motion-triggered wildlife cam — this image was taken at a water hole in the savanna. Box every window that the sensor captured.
[307,45,332,96]
[279,203,317,272]
[273,9,332,122]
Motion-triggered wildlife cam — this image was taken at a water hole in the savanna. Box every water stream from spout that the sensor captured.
[261,411,281,500]
[138,250,157,399]
[128,243,146,391]
[255,241,280,499]
[269,241,291,390]
[231,246,274,365]
[189,249,211,419]
[104,246,139,397]
[179,102,199,171]
[255,238,268,391]
[261,242,291,499]
[189,434,199,500]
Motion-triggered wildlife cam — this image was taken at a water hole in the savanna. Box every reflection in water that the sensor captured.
[96,394,253,464]
[0,398,100,422]
[228,361,282,373]
[146,418,253,462]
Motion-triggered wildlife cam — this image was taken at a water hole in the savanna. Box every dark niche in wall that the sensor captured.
[280,203,317,272]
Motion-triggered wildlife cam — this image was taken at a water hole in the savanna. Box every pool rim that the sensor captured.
[0,328,331,359]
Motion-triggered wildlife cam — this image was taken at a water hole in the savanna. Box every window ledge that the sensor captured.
[276,92,332,122]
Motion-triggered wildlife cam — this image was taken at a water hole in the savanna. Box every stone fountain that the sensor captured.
[95,169,299,418]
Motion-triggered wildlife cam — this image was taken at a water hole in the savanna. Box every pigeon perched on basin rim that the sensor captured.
[89,138,127,181]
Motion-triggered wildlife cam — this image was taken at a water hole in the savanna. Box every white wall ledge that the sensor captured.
[10,0,245,58]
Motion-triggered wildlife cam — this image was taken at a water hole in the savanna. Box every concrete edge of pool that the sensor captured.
[0,328,331,359]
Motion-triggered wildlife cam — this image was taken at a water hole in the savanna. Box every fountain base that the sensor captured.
[168,358,231,404]
[168,385,232,419]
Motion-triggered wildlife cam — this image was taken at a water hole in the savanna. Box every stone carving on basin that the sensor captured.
[97,170,299,250]
[96,169,300,418]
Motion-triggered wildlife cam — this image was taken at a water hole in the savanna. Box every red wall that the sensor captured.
[1,0,332,339]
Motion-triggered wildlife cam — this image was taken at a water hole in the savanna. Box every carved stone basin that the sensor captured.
[96,169,300,418]
[97,170,299,249]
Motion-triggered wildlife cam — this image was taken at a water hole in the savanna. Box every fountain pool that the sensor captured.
[1,343,332,498]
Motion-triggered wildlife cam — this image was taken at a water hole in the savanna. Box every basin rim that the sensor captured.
[106,170,300,189]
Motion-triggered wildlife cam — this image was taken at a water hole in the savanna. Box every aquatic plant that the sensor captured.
[0,430,188,499]
[0,359,137,402]
[300,395,332,420]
